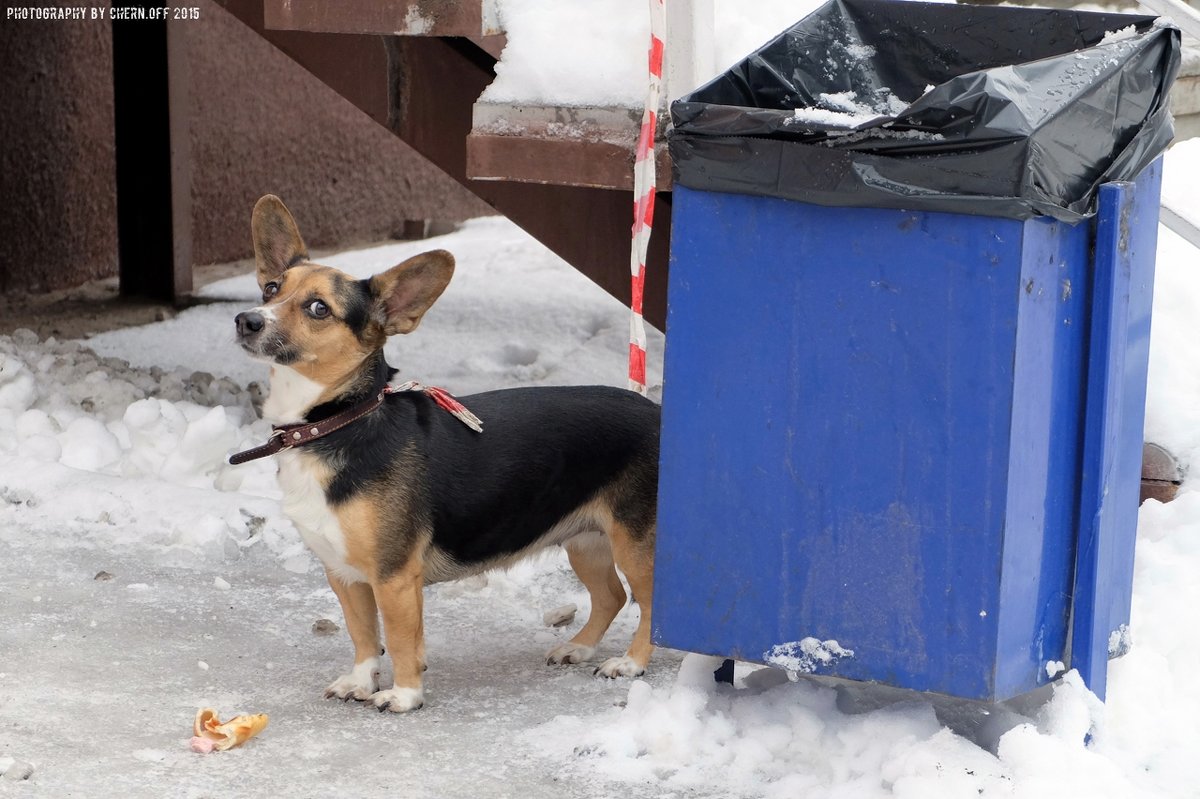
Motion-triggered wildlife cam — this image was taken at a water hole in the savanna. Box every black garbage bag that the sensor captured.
[669,0,1181,221]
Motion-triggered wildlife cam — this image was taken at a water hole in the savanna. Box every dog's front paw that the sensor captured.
[371,686,424,713]
[323,658,380,701]
[546,642,595,666]
[595,655,646,679]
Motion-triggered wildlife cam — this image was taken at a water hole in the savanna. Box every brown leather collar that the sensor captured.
[228,382,482,466]
[228,390,387,465]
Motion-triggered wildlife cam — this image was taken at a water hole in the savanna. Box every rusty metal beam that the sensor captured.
[211,0,669,328]
[263,0,502,37]
[391,35,669,328]
[467,133,640,189]
[467,102,672,190]
[467,134,672,191]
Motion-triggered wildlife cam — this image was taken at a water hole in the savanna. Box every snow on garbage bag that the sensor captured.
[668,0,1181,221]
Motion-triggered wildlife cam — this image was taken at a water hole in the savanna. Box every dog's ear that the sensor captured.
[369,250,455,335]
[251,195,309,287]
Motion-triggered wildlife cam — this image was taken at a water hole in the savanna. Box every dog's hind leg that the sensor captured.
[596,522,656,678]
[323,573,382,701]
[546,532,627,666]
[370,554,427,712]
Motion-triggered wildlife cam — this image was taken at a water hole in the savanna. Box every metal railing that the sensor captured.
[1161,202,1200,247]
[1139,0,1200,41]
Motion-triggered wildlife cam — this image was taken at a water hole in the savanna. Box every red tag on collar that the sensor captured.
[386,381,483,433]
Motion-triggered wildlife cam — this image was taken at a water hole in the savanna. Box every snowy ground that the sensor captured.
[2,140,1200,796]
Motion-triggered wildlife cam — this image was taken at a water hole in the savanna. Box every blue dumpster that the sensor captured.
[652,0,1180,702]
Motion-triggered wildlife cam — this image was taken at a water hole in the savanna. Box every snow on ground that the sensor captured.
[85,217,665,396]
[0,217,678,797]
[3,144,1200,796]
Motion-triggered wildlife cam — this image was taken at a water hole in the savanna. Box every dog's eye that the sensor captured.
[307,300,330,319]
[263,282,280,298]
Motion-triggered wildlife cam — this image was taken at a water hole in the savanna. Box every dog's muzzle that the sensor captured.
[234,310,298,364]
[235,311,265,339]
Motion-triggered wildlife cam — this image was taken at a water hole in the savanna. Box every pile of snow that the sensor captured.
[0,331,298,567]
[790,106,880,129]
[482,0,650,106]
[786,90,914,129]
[2,216,664,574]
[537,658,1170,798]
[6,213,665,572]
[536,482,1200,797]
[483,0,826,107]
[1101,25,1140,45]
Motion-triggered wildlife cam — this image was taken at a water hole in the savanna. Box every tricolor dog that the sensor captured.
[231,195,660,713]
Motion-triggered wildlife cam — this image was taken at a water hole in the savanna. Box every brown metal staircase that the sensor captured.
[211,0,670,329]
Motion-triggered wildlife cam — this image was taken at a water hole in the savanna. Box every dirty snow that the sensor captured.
[3,142,1200,796]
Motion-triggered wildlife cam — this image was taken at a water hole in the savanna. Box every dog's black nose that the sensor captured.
[235,311,265,337]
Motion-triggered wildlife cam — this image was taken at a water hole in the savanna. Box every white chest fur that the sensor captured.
[264,364,368,585]
[276,449,369,585]
[262,365,324,425]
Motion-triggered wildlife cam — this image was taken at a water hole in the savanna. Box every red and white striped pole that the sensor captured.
[628,0,665,396]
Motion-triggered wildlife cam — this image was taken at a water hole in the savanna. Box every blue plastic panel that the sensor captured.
[1071,161,1163,700]
[654,186,1111,701]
